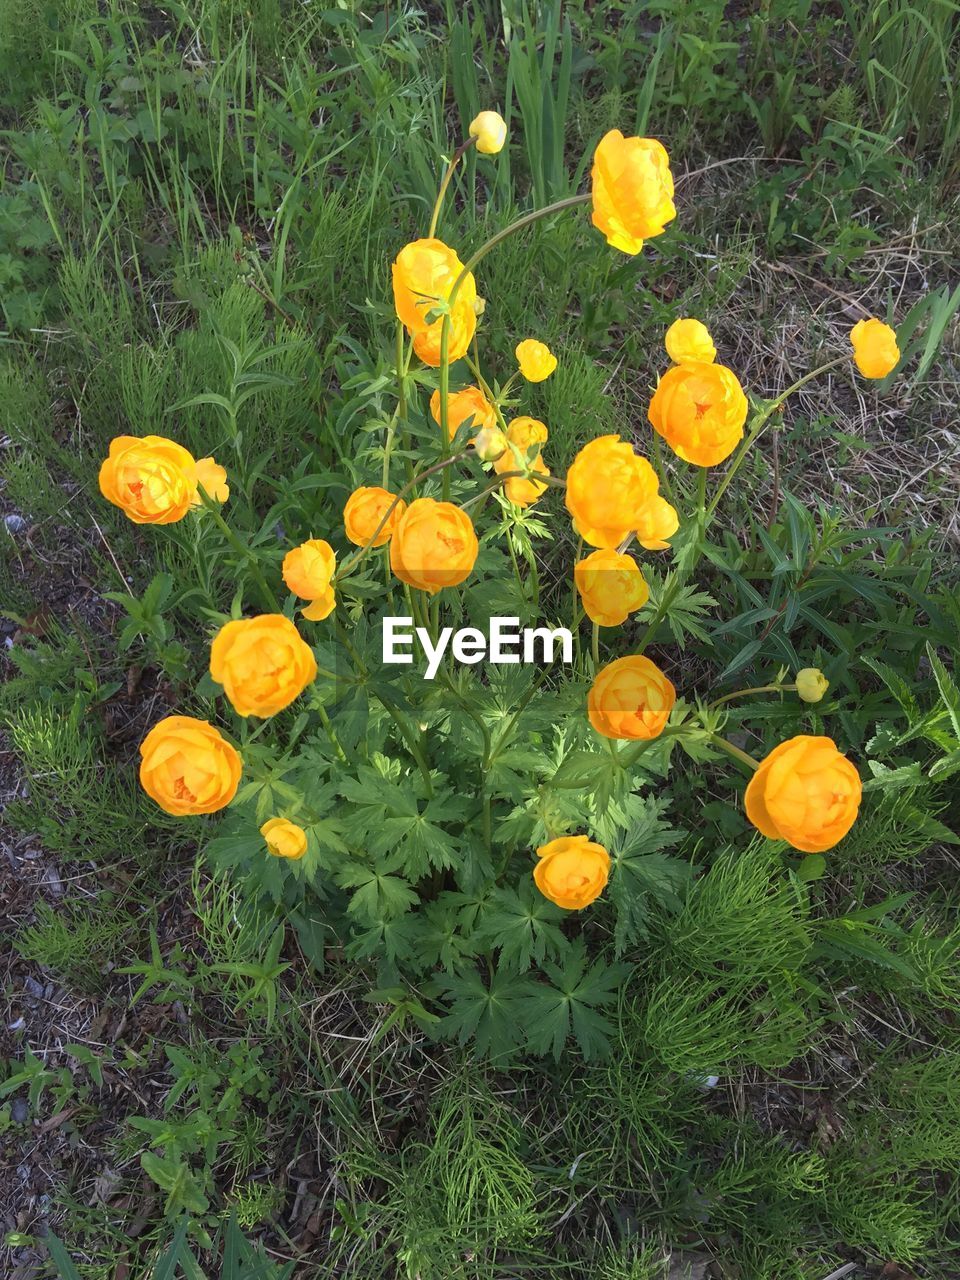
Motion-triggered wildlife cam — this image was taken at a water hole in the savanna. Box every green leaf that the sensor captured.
[474,882,569,973]
[434,967,539,1061]
[338,866,419,923]
[520,943,630,1061]
[926,642,960,742]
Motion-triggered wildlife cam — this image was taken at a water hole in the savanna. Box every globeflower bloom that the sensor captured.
[635,495,680,551]
[282,539,337,622]
[534,835,611,910]
[565,435,659,548]
[392,238,477,367]
[99,435,225,525]
[429,386,496,441]
[344,487,405,549]
[469,110,507,154]
[591,129,676,255]
[139,715,241,816]
[515,339,557,382]
[495,416,550,507]
[665,318,716,365]
[588,654,676,740]
[648,363,748,467]
[210,614,318,717]
[574,549,649,626]
[850,318,899,379]
[390,498,479,594]
[744,735,861,853]
[260,817,307,860]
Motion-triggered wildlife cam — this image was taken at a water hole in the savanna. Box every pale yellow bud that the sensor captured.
[469,110,507,155]
[473,426,507,462]
[795,668,829,703]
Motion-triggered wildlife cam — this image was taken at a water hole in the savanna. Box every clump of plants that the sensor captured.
[96,107,928,1062]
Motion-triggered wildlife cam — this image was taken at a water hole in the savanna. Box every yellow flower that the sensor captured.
[260,817,307,860]
[574,549,649,626]
[282,539,337,622]
[850,318,899,379]
[139,715,241,816]
[494,416,550,507]
[429,386,496,441]
[473,425,508,462]
[665,318,716,365]
[344,487,405,549]
[210,614,318,717]
[635,495,679,550]
[515,339,557,382]
[565,434,659,548]
[469,110,507,154]
[392,238,477,367]
[590,129,676,255]
[390,497,479,594]
[648,362,748,467]
[99,435,199,525]
[534,835,611,910]
[193,457,229,504]
[795,668,829,703]
[745,735,861,853]
[588,654,676,740]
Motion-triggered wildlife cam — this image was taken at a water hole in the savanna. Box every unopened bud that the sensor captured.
[473,426,507,462]
[795,668,829,703]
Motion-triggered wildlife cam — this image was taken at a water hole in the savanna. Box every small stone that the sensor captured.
[11,1098,30,1124]
[4,513,27,534]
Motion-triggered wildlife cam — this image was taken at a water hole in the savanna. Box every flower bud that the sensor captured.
[795,668,829,703]
[474,425,508,462]
[469,110,507,155]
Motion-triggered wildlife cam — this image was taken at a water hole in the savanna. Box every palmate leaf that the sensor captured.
[337,864,419,924]
[474,881,569,973]
[520,943,631,1062]
[433,967,540,1061]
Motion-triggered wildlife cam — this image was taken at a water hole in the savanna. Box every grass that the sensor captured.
[1,0,959,1276]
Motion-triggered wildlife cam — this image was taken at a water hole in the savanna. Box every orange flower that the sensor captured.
[282,539,336,622]
[744,735,861,854]
[429,386,496,441]
[565,435,659,548]
[494,416,550,507]
[664,318,716,365]
[591,130,676,255]
[210,614,318,717]
[534,835,611,910]
[850,318,899,379]
[635,495,679,550]
[648,363,748,467]
[392,238,477,367]
[515,339,557,382]
[193,457,230,504]
[588,654,676,740]
[343,487,405,548]
[99,435,199,525]
[574,549,649,626]
[139,715,241,816]
[390,497,479,594]
[260,817,308,860]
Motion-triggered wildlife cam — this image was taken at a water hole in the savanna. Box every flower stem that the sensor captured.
[197,490,279,613]
[708,683,793,709]
[591,621,600,669]
[711,734,760,770]
[428,137,475,238]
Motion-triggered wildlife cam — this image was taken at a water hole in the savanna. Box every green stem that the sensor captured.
[591,622,600,670]
[197,489,279,613]
[428,137,475,238]
[706,355,848,521]
[711,734,760,771]
[709,683,793,709]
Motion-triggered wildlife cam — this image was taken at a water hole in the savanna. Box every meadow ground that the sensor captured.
[1,3,960,1278]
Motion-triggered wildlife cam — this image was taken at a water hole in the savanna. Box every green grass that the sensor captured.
[1,1,959,1277]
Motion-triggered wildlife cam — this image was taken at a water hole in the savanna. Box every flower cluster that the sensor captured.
[99,110,908,929]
